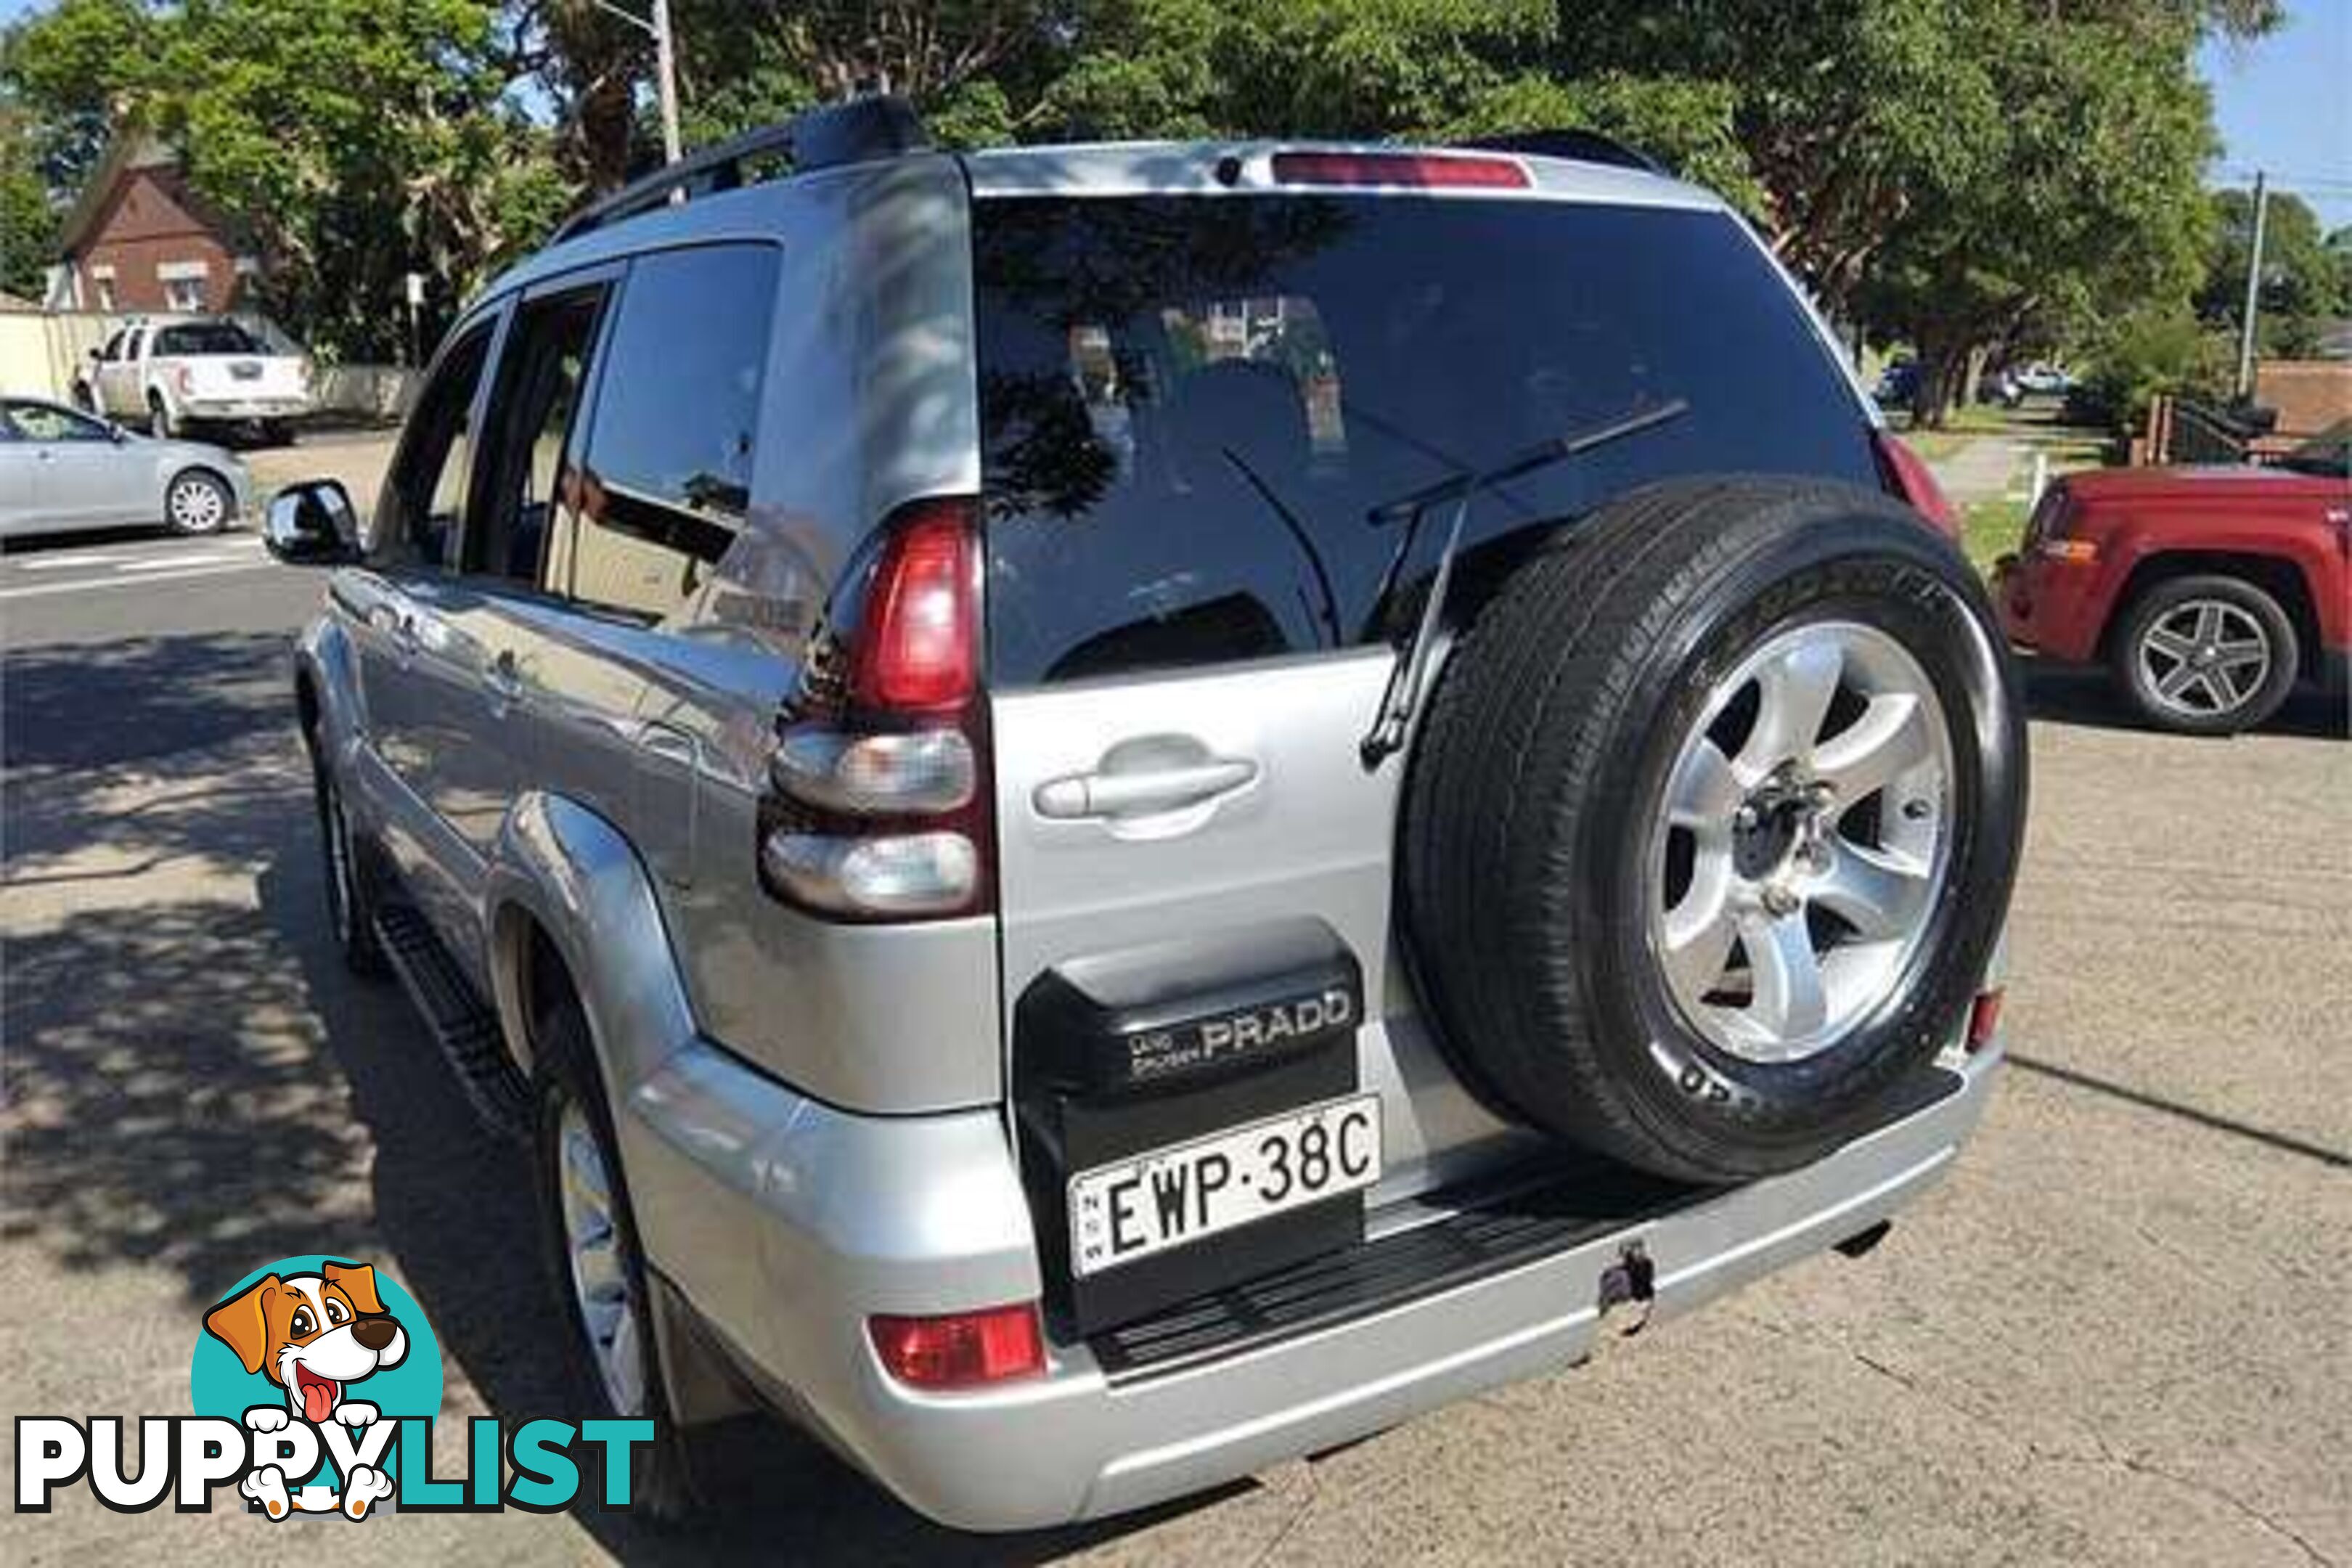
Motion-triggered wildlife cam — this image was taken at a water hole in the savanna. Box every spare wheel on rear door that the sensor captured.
[1400,476,2027,1183]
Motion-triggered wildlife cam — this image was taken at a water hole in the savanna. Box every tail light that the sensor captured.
[1966,989,2004,1053]
[758,497,993,921]
[172,364,194,397]
[1271,151,1530,189]
[868,1304,1044,1390]
[1872,430,1959,538]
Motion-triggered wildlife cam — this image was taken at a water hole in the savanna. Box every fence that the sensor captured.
[2141,362,2351,467]
[0,309,110,400]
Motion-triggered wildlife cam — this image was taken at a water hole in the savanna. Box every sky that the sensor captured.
[1,0,2343,224]
[2197,0,2352,229]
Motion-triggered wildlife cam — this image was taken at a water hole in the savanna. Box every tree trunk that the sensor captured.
[1960,344,1988,409]
[1909,342,1965,428]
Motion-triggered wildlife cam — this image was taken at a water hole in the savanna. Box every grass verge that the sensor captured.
[1959,498,2028,573]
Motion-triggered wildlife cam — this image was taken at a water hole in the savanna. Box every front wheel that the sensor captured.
[2112,574,2298,735]
[165,470,233,535]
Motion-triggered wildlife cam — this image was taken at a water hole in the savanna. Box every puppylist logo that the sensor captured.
[15,1254,652,1519]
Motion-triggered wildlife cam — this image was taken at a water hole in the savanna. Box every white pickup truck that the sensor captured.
[73,317,314,443]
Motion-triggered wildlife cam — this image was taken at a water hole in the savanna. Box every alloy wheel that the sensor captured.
[2136,599,2271,720]
[557,1101,648,1417]
[1648,621,1956,1064]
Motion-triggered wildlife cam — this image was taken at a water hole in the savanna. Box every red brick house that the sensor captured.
[46,132,258,315]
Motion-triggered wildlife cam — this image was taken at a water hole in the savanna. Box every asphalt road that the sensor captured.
[2,518,2347,1567]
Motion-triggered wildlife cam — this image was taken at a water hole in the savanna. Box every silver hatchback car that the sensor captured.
[275,99,2026,1529]
[0,396,250,538]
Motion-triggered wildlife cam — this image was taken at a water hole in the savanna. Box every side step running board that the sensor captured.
[374,902,532,1140]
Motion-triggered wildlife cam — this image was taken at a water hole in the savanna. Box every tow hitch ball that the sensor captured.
[1596,1241,1656,1341]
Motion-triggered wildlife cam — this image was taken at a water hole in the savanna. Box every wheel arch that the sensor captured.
[292,621,362,772]
[483,791,698,1098]
[2101,550,2322,679]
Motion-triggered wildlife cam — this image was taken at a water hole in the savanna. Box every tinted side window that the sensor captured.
[974,197,1877,687]
[369,322,495,570]
[467,287,606,585]
[7,403,109,441]
[545,243,779,621]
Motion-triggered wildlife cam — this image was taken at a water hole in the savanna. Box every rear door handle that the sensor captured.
[1034,748,1259,821]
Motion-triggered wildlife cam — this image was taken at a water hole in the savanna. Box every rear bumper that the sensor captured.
[181,396,312,420]
[622,1033,2003,1532]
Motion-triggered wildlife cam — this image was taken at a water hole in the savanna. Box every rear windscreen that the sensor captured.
[152,322,264,356]
[973,195,1878,688]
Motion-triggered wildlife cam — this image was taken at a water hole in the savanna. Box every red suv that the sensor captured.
[1994,432,2350,734]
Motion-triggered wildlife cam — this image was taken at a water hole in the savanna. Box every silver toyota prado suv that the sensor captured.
[270,99,2027,1530]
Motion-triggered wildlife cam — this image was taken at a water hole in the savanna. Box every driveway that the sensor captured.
[1,536,2345,1565]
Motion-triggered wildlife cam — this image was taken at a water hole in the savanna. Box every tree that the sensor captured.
[0,0,154,192]
[1855,4,2218,423]
[2196,189,2348,360]
[1,101,57,298]
[2,0,565,358]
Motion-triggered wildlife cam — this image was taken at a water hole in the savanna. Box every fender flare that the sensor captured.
[293,619,364,778]
[482,791,695,1100]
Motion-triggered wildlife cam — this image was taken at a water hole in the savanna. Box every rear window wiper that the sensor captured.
[1358,397,1689,768]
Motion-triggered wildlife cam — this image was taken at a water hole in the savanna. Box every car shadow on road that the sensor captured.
[2020,658,2349,740]
[1,748,1197,1558]
[253,843,1219,1563]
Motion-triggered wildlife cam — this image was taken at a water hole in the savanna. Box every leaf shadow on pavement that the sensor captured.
[1,630,1221,1563]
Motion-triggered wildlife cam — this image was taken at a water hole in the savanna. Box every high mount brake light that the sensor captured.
[1873,430,1959,538]
[759,497,995,922]
[1270,151,1530,190]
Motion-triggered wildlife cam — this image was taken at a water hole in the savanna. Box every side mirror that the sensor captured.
[264,479,361,565]
[107,422,128,444]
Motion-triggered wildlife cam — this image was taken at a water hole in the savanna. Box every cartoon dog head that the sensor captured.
[205,1262,409,1425]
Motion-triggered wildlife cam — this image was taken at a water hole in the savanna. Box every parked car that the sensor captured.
[2009,362,2073,396]
[1994,430,2351,734]
[1872,357,1919,407]
[270,99,2026,1530]
[0,396,251,538]
[72,315,313,444]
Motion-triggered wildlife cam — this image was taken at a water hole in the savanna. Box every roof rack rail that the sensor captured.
[552,95,929,245]
[1451,129,1665,176]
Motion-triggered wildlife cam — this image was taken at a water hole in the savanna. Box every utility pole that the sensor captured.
[650,0,682,167]
[589,0,682,166]
[2235,170,2268,400]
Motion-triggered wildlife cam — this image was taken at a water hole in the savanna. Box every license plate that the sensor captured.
[230,361,262,380]
[1068,1094,1382,1279]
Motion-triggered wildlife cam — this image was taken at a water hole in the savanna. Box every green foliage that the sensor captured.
[0,0,154,188]
[0,0,2277,386]
[4,0,560,358]
[1,103,57,298]
[1850,2,2218,425]
[2067,301,2234,433]
[2197,189,2349,360]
